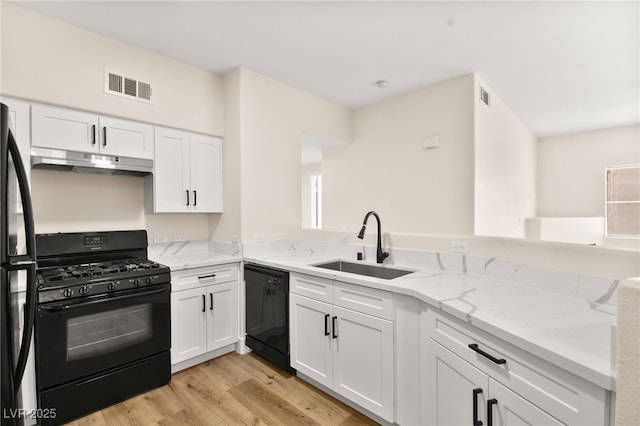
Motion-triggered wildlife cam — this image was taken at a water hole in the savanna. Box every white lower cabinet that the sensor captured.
[171,287,208,362]
[427,340,562,426]
[170,264,239,369]
[332,304,393,418]
[290,294,333,387]
[290,273,394,422]
[490,377,564,426]
[423,309,609,426]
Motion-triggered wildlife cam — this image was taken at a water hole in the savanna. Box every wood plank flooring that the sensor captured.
[66,352,380,426]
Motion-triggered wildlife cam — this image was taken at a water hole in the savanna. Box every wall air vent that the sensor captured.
[480,86,490,107]
[105,70,153,103]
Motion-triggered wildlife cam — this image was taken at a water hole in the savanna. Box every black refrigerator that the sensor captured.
[1,102,37,426]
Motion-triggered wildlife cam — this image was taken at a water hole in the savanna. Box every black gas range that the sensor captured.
[34,230,171,425]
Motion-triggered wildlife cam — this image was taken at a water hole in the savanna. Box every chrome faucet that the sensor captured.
[357,211,389,264]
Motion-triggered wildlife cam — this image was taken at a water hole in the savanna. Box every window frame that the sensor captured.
[605,164,640,239]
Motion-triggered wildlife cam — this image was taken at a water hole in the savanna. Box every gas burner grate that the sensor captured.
[37,260,163,284]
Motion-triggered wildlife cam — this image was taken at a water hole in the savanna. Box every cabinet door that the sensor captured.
[171,288,207,364]
[425,339,489,426]
[189,134,223,213]
[1,98,31,213]
[153,127,190,212]
[289,294,333,388]
[332,306,394,422]
[488,379,564,426]
[206,282,238,351]
[31,104,99,153]
[99,116,153,159]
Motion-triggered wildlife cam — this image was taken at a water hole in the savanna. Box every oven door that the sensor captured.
[35,284,170,390]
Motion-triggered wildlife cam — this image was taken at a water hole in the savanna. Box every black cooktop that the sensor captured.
[37,259,164,285]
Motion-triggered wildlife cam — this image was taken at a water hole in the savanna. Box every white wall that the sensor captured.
[209,69,243,243]
[322,74,475,235]
[0,4,224,241]
[474,75,537,238]
[537,124,640,217]
[2,3,637,279]
[236,68,352,243]
[0,4,224,135]
[31,169,210,241]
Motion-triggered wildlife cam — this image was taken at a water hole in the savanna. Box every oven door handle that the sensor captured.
[39,286,169,312]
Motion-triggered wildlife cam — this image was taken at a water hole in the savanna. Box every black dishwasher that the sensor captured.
[244,263,294,372]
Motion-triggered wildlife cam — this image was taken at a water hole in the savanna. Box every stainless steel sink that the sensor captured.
[312,260,413,280]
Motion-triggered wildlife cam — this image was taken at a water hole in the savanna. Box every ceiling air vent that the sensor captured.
[105,70,153,103]
[479,86,490,107]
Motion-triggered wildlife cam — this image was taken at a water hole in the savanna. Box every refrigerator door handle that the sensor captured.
[13,263,36,385]
[7,130,37,386]
[8,130,36,259]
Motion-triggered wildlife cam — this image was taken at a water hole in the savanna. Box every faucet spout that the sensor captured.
[357,211,389,264]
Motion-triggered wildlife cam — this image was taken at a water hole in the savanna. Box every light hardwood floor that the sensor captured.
[66,352,380,425]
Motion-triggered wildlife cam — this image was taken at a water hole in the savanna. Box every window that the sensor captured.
[309,174,322,229]
[301,170,322,229]
[606,165,640,238]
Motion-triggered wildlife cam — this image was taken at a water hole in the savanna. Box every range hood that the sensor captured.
[31,147,153,176]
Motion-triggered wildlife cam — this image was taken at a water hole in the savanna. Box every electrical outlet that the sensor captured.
[153,236,167,244]
[339,235,349,244]
[174,235,186,242]
[275,233,285,241]
[450,241,469,253]
[231,235,240,244]
[255,234,265,242]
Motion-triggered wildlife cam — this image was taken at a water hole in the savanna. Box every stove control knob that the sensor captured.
[133,278,141,286]
[108,282,118,291]
[79,286,89,295]
[62,288,74,298]
[145,277,152,284]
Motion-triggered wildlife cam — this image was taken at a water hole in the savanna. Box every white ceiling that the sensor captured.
[9,1,640,138]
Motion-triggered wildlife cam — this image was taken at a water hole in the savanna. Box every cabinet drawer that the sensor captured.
[171,263,239,292]
[424,309,608,425]
[334,281,393,320]
[291,273,333,303]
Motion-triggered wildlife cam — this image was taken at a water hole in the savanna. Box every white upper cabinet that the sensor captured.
[31,104,98,153]
[1,97,32,214]
[31,104,153,159]
[1,97,31,181]
[147,126,223,213]
[190,133,223,212]
[150,127,190,213]
[98,116,154,159]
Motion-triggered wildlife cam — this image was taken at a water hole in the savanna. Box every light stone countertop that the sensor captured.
[152,252,241,271]
[243,251,616,391]
[148,240,241,271]
[148,240,617,391]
